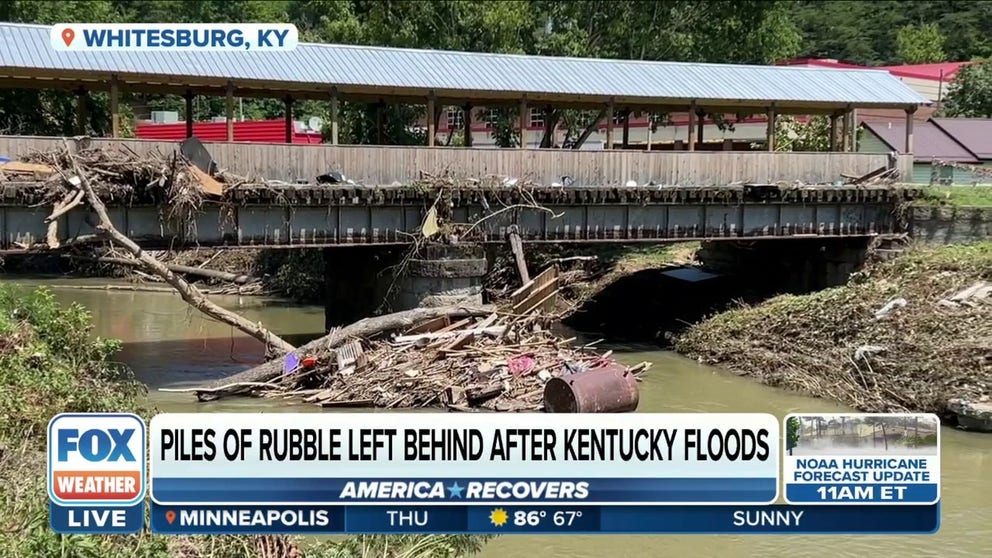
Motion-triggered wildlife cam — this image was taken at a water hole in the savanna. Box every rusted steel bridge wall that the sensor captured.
[0,183,920,250]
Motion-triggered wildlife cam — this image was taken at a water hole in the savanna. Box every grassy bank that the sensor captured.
[675,242,991,419]
[0,286,490,557]
[918,186,992,207]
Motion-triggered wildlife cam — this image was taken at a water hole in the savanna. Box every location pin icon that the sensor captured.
[61,28,75,47]
[165,510,176,525]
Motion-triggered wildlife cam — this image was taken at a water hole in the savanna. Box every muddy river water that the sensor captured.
[13,278,991,558]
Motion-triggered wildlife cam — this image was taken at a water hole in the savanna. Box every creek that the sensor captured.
[9,277,991,558]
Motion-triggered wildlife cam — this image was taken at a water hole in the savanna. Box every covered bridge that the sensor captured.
[0,22,929,153]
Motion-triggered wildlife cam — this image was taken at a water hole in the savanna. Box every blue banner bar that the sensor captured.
[150,504,343,534]
[786,484,938,503]
[150,477,776,505]
[50,502,145,534]
[149,503,939,535]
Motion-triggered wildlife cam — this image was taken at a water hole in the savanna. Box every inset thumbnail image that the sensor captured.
[784,413,939,456]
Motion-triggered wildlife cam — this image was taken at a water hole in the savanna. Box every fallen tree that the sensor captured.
[65,254,256,284]
[187,304,495,401]
[58,140,296,355]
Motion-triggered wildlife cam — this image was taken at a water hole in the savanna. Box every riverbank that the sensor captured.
[675,241,991,428]
[0,285,283,556]
[0,285,490,557]
[3,278,990,557]
[919,185,992,207]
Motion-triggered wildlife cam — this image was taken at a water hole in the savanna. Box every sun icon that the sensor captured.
[489,508,508,527]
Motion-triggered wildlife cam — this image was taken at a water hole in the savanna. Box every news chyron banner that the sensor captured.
[148,413,779,533]
[783,413,941,506]
[48,413,147,533]
[45,411,941,535]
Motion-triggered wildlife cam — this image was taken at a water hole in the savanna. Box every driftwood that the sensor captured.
[66,255,256,284]
[194,304,494,401]
[239,311,650,412]
[60,140,296,355]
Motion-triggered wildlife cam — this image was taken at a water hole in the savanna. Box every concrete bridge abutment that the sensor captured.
[395,244,487,309]
[322,243,488,332]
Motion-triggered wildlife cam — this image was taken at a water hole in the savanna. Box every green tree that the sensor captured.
[773,115,832,152]
[793,1,992,65]
[943,61,992,118]
[0,0,124,135]
[786,417,800,455]
[523,0,802,146]
[896,23,946,64]
[288,0,363,43]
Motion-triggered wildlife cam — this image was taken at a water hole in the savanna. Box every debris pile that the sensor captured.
[675,242,992,421]
[179,265,651,413]
[0,140,240,246]
[259,311,648,412]
[2,145,208,200]
[840,164,901,185]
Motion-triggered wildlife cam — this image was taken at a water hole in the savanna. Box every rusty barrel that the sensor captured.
[543,364,639,413]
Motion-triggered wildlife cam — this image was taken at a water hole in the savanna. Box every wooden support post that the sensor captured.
[766,105,776,152]
[687,102,696,151]
[840,109,850,152]
[646,113,653,151]
[462,103,473,147]
[426,94,435,147]
[842,108,855,151]
[283,95,294,144]
[109,77,120,138]
[225,82,235,142]
[330,87,339,145]
[74,88,87,135]
[621,109,631,149]
[507,227,529,284]
[184,90,194,138]
[376,101,384,145]
[696,108,704,148]
[696,109,706,147]
[605,99,614,149]
[904,107,916,154]
[849,108,858,151]
[519,98,528,149]
[829,112,839,152]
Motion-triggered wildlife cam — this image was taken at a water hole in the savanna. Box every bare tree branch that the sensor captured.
[60,139,295,355]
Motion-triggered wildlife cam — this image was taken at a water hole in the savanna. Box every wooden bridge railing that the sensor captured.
[0,136,913,187]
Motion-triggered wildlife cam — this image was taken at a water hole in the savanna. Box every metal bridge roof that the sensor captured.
[0,22,931,111]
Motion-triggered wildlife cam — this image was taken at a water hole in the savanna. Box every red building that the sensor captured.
[135,119,323,144]
[777,58,971,121]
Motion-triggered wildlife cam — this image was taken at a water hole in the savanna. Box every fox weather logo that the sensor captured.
[47,413,146,507]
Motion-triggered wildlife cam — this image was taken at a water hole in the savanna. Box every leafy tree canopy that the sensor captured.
[2,0,991,142]
[943,61,992,118]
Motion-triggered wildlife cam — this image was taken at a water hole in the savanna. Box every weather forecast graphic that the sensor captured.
[490,509,508,527]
